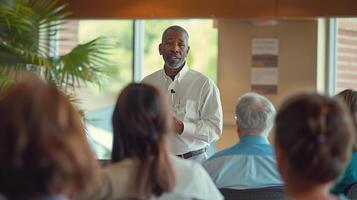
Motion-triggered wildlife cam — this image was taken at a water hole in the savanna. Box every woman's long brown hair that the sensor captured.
[111,83,175,198]
[0,77,97,199]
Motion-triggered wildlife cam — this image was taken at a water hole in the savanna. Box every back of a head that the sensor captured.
[336,89,357,151]
[235,93,276,136]
[275,93,353,188]
[0,77,97,199]
[111,83,175,198]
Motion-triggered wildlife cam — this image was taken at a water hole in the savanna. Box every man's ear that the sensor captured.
[236,120,240,133]
[186,46,190,54]
[236,120,242,138]
[159,43,163,55]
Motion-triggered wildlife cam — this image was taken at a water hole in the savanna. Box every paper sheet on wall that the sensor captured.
[251,38,278,94]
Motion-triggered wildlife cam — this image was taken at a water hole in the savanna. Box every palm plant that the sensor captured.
[0,0,113,94]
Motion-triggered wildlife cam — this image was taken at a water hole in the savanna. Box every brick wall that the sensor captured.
[58,20,79,56]
[336,19,357,93]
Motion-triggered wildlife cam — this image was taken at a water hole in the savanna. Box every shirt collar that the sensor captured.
[239,135,270,145]
[162,63,189,83]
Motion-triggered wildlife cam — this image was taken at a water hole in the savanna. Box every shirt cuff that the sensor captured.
[182,121,196,136]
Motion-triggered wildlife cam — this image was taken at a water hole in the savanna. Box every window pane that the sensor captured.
[58,20,133,159]
[143,19,218,82]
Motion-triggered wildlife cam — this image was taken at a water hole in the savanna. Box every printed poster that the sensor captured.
[251,38,278,94]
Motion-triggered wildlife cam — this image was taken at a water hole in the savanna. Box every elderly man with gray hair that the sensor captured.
[203,93,283,189]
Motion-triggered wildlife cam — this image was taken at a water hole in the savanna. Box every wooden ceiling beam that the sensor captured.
[60,0,357,19]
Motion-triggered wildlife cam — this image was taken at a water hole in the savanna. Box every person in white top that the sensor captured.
[155,155,223,200]
[142,25,223,163]
[73,83,223,200]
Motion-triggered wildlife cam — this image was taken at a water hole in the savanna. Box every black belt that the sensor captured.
[176,148,206,159]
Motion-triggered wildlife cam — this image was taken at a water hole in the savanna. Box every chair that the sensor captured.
[220,186,289,200]
[345,182,357,200]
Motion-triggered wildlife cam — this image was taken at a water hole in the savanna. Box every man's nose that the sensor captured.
[170,43,180,53]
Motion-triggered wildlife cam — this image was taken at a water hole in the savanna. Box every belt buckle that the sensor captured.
[183,152,193,159]
[176,148,206,159]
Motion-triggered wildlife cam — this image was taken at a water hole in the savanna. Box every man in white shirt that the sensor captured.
[142,25,223,163]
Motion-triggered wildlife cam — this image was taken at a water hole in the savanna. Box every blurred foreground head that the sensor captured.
[0,76,97,199]
[112,83,175,197]
[336,89,357,151]
[275,93,353,193]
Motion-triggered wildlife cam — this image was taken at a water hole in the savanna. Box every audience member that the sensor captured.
[75,83,222,200]
[0,77,97,200]
[275,93,353,200]
[332,89,357,194]
[203,93,283,189]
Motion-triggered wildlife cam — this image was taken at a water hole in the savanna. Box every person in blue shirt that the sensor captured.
[203,92,283,189]
[332,89,357,194]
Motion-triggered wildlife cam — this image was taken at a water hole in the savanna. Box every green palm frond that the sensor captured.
[0,0,114,95]
[0,0,115,120]
[32,0,71,55]
[0,36,51,68]
[0,0,71,60]
[48,37,115,91]
[0,0,33,33]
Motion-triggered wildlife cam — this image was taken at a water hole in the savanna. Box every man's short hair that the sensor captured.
[162,25,189,42]
[235,93,276,136]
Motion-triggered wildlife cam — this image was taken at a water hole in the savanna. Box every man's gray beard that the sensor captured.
[167,64,181,69]
[166,61,185,69]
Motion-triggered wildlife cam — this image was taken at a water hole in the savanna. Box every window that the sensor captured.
[59,20,133,159]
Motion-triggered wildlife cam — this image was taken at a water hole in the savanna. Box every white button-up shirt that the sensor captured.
[142,64,223,154]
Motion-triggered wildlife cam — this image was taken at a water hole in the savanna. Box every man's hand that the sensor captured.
[173,117,184,135]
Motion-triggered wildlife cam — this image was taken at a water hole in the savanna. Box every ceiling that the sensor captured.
[60,0,357,19]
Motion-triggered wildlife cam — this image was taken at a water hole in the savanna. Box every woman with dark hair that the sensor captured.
[75,83,222,200]
[0,77,98,200]
[275,93,353,200]
[332,89,357,194]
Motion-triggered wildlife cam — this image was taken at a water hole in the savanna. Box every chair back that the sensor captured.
[346,182,357,200]
[220,186,289,200]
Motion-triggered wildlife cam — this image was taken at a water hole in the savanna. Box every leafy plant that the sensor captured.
[0,0,113,93]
